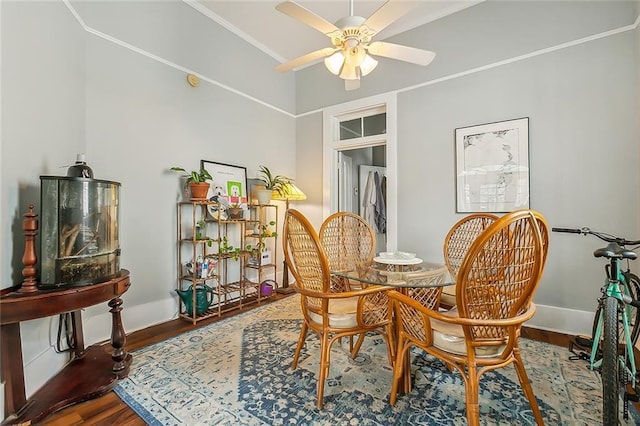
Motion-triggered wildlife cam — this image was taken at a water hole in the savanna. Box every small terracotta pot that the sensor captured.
[189,182,210,200]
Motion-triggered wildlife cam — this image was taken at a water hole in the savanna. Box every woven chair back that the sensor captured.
[443,213,498,281]
[319,212,375,271]
[283,209,331,311]
[456,210,546,342]
[319,212,375,292]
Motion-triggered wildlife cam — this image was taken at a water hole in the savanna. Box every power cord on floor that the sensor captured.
[55,313,76,353]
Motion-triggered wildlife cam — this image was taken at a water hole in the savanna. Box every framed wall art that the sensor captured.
[455,117,529,213]
[200,160,248,206]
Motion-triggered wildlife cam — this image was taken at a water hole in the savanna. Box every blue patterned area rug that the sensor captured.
[114,295,637,425]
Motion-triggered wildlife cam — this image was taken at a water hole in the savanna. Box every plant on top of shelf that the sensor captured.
[255,165,293,205]
[170,166,212,183]
[257,165,292,192]
[170,166,212,200]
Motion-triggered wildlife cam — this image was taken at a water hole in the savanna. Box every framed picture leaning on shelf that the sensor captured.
[201,160,249,207]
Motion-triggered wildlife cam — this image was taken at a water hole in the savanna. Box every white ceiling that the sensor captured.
[191,1,483,67]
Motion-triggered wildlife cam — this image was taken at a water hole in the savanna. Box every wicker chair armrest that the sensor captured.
[292,282,389,299]
[388,290,537,327]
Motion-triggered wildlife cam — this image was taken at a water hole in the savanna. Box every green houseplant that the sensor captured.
[227,203,244,220]
[171,166,212,200]
[256,165,293,204]
[247,220,277,265]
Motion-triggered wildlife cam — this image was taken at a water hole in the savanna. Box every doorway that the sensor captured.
[338,147,387,251]
[322,93,397,252]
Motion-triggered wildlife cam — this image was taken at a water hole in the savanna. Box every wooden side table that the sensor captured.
[0,270,131,425]
[0,206,132,425]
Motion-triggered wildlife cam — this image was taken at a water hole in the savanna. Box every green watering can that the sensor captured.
[176,284,214,316]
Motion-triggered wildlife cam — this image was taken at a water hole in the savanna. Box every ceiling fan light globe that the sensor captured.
[324,51,344,75]
[344,43,366,67]
[360,54,378,76]
[339,63,359,81]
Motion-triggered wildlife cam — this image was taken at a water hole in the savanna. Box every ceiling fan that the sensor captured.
[274,0,436,90]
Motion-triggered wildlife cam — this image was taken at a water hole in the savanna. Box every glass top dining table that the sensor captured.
[331,257,453,394]
[331,259,454,289]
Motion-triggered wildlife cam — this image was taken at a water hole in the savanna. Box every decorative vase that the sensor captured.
[189,182,210,201]
[256,189,272,205]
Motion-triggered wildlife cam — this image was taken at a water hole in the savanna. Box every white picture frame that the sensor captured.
[455,117,529,213]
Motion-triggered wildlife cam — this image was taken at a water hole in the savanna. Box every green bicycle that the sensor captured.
[553,226,640,425]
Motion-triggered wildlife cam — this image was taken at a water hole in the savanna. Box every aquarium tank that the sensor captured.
[39,175,121,288]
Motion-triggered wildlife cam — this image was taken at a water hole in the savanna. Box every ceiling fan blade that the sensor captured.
[345,79,360,91]
[368,41,436,66]
[275,47,337,72]
[362,0,415,35]
[276,1,340,36]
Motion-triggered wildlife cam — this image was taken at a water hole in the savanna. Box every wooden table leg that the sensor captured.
[109,297,129,376]
[1,324,26,419]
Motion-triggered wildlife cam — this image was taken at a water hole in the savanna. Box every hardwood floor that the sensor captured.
[35,297,623,425]
[41,294,292,426]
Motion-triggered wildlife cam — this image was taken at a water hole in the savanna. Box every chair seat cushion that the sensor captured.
[430,307,505,357]
[308,296,358,328]
[439,283,457,309]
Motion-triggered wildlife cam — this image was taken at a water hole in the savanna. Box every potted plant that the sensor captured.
[247,221,277,265]
[256,165,293,204]
[170,166,212,200]
[227,203,244,220]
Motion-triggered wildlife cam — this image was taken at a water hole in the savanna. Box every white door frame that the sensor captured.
[322,93,397,251]
[338,152,353,213]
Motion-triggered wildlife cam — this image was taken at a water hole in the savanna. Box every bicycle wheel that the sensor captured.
[602,295,620,426]
[624,272,640,344]
[592,272,640,346]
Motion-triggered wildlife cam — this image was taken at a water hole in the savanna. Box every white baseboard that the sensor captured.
[527,303,595,337]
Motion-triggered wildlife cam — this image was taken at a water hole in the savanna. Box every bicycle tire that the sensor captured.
[624,272,640,344]
[602,295,620,426]
[592,272,640,347]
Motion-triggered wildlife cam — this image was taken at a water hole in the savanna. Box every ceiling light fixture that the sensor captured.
[275,0,436,91]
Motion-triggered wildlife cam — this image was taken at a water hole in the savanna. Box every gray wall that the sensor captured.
[1,0,296,400]
[1,0,638,411]
[294,1,639,333]
[295,1,638,112]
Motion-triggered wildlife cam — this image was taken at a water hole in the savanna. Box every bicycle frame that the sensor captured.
[590,262,637,387]
[552,225,640,424]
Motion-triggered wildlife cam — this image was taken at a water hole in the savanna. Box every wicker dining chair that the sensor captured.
[441,213,499,308]
[389,210,549,426]
[319,211,376,292]
[318,211,380,356]
[283,209,394,409]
